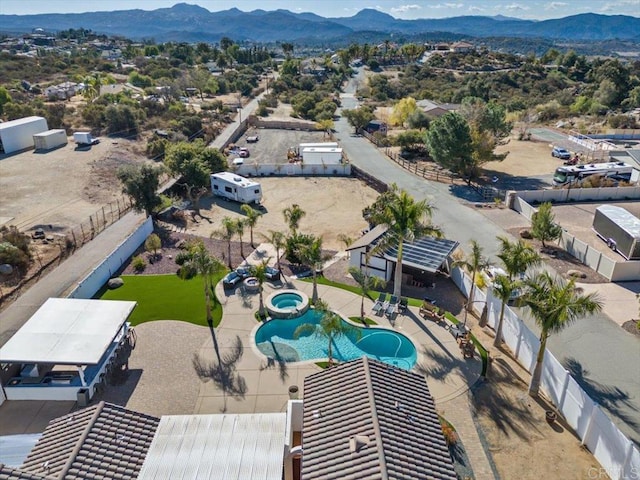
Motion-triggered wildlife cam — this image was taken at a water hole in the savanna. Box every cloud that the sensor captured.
[390,4,423,13]
[503,3,530,12]
[599,0,639,12]
[545,1,568,9]
[468,5,485,13]
[429,3,464,9]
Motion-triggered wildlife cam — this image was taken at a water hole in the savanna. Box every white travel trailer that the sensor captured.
[298,142,338,150]
[301,147,343,165]
[210,172,262,204]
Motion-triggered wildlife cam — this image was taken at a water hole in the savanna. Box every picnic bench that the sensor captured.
[419,300,445,322]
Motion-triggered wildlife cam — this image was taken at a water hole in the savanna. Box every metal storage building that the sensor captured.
[0,116,48,154]
[33,129,68,151]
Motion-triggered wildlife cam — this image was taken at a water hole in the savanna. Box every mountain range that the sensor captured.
[1,3,638,44]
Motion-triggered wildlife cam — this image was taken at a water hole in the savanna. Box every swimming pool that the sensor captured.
[254,308,417,370]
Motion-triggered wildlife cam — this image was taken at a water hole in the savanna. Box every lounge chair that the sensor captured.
[398,297,408,314]
[372,292,387,315]
[385,295,399,317]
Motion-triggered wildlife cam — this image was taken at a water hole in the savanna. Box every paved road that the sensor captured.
[0,212,146,347]
[336,68,640,446]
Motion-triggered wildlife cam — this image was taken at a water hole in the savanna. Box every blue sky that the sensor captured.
[0,0,638,19]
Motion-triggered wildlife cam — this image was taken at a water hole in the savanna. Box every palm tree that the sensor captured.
[497,236,541,281]
[349,266,387,322]
[372,185,442,299]
[235,218,246,258]
[492,274,517,347]
[520,271,602,397]
[251,259,269,318]
[283,204,306,233]
[453,240,488,312]
[293,300,360,366]
[240,204,261,248]
[297,235,329,304]
[263,230,286,272]
[212,216,236,269]
[178,241,225,325]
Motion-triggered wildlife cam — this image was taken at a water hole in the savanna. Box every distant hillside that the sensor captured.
[0,4,638,43]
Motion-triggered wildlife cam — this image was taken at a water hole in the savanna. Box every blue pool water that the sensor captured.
[271,292,303,310]
[255,309,417,370]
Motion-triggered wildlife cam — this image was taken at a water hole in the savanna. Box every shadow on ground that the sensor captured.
[98,369,143,407]
[471,357,542,440]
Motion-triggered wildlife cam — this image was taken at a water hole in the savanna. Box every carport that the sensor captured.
[0,298,135,402]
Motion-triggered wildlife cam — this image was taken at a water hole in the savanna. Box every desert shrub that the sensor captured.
[132,255,146,272]
[178,263,197,279]
[175,250,192,265]
[285,232,315,265]
[520,229,533,239]
[0,242,29,272]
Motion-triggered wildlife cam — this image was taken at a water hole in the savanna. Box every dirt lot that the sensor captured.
[0,138,147,233]
[184,176,378,251]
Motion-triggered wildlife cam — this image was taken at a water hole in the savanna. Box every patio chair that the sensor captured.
[372,292,387,315]
[385,295,399,317]
[398,297,408,314]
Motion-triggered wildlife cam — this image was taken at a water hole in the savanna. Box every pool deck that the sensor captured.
[195,277,483,414]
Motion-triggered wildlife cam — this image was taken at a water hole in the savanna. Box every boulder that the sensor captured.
[567,269,587,279]
[107,277,124,289]
[0,264,13,275]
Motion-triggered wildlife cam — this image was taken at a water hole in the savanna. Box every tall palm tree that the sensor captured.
[349,266,387,322]
[453,240,488,312]
[212,216,236,269]
[241,204,261,248]
[497,236,541,281]
[251,259,269,318]
[283,204,306,233]
[492,274,518,347]
[235,218,246,258]
[521,271,602,397]
[297,235,329,304]
[372,185,441,299]
[263,230,286,272]
[293,300,360,366]
[178,241,225,325]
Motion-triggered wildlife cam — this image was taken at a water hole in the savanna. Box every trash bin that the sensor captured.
[288,385,299,400]
[77,388,90,407]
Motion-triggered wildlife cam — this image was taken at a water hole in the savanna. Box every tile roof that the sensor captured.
[0,465,46,480]
[301,357,457,480]
[19,402,159,480]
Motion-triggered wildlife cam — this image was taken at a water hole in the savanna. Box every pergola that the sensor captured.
[0,298,136,401]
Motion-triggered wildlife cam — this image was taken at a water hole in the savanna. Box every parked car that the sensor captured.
[552,146,571,159]
[238,147,250,158]
[246,135,259,143]
[265,266,281,281]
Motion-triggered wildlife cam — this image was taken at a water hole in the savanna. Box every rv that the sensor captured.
[301,147,343,165]
[553,161,638,186]
[210,172,262,204]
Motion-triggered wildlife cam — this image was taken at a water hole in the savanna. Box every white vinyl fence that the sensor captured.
[451,267,640,479]
[67,216,154,299]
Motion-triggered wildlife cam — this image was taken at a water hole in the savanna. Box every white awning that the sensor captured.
[138,413,287,480]
[0,298,136,365]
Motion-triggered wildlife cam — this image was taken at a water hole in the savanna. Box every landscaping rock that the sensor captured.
[0,264,13,275]
[108,277,124,289]
[567,269,587,279]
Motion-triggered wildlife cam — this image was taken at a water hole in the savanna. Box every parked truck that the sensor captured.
[592,205,640,260]
[73,132,99,146]
[210,172,262,204]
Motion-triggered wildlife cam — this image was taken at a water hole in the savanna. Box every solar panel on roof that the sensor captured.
[383,236,458,272]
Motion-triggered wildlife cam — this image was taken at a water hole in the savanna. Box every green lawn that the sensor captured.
[99,273,224,327]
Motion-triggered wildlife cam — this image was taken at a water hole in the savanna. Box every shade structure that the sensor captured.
[0,298,136,365]
[384,236,459,273]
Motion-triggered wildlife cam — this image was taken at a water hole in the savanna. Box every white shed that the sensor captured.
[0,116,48,154]
[33,129,68,151]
